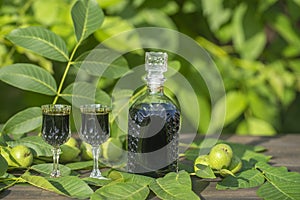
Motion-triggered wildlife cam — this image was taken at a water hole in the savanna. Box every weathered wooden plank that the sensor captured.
[1,134,299,199]
[0,184,71,199]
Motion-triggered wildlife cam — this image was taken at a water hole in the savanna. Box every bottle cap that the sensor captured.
[145,52,167,84]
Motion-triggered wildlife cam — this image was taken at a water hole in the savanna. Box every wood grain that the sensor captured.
[1,134,299,200]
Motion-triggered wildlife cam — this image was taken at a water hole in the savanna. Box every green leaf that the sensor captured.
[258,181,300,200]
[110,89,132,136]
[96,0,123,8]
[21,173,62,195]
[7,136,53,157]
[108,170,154,186]
[256,162,300,183]
[232,3,266,60]
[131,9,176,29]
[0,132,6,146]
[210,91,247,130]
[31,164,71,177]
[272,14,300,49]
[219,168,235,177]
[223,142,269,162]
[6,27,69,62]
[92,182,149,200]
[65,160,93,170]
[22,174,94,199]
[73,49,130,78]
[0,154,8,176]
[1,107,42,137]
[224,91,248,126]
[71,0,104,42]
[201,0,231,31]
[247,91,278,126]
[149,171,200,200]
[258,0,278,12]
[195,164,216,179]
[94,16,141,52]
[48,176,94,199]
[61,82,110,107]
[0,64,57,95]
[82,177,112,187]
[32,0,60,26]
[216,169,265,190]
[236,117,276,136]
[256,162,300,200]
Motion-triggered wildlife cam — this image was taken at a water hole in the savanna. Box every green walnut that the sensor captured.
[208,143,233,170]
[194,154,210,172]
[10,145,33,168]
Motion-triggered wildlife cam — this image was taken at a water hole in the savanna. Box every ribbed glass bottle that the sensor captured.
[127,52,180,178]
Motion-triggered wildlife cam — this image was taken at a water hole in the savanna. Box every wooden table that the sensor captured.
[1,134,299,200]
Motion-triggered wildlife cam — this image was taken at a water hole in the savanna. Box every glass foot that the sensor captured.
[50,170,61,178]
[89,169,108,179]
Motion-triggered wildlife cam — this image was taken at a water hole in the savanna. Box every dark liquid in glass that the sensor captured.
[42,113,70,147]
[80,112,109,146]
[127,103,180,178]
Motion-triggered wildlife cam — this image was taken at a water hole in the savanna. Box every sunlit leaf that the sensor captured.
[256,162,300,183]
[108,170,154,186]
[232,3,266,60]
[92,182,149,200]
[130,9,176,29]
[65,160,93,170]
[61,82,111,108]
[0,64,57,95]
[31,164,71,177]
[225,91,247,126]
[94,16,141,52]
[149,171,200,200]
[48,176,94,199]
[96,0,123,8]
[256,162,300,200]
[32,0,60,26]
[71,0,104,41]
[201,0,231,31]
[22,174,93,199]
[21,173,62,194]
[236,117,276,136]
[6,27,69,61]
[73,49,130,78]
[258,181,300,200]
[1,107,42,137]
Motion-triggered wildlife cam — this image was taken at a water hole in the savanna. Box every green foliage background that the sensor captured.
[1,0,300,135]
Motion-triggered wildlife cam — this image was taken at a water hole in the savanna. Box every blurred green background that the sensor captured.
[0,0,300,135]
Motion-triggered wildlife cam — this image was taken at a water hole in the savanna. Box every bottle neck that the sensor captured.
[147,83,164,95]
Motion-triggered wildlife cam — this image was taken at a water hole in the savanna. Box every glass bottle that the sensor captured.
[127,52,180,177]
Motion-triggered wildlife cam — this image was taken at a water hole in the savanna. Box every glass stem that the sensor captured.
[51,147,61,177]
[91,146,101,176]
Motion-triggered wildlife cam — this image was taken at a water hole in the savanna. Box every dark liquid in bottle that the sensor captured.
[80,112,109,146]
[42,113,70,147]
[127,103,180,177]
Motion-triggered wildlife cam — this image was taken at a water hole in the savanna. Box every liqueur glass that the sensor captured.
[79,104,110,179]
[41,104,71,178]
